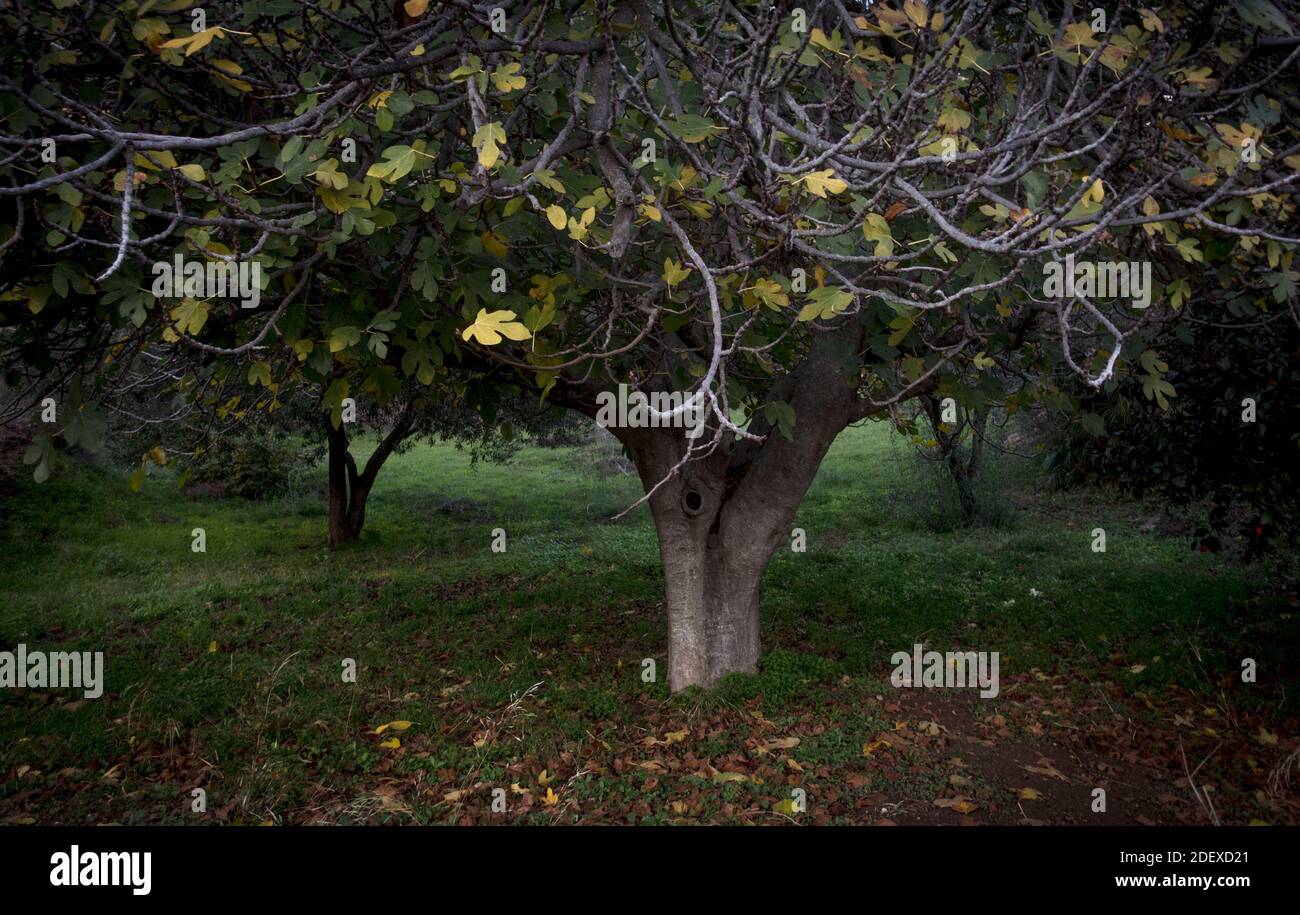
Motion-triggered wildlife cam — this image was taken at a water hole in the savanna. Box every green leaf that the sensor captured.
[366,145,417,183]
[887,314,915,346]
[329,325,362,352]
[247,361,273,387]
[862,213,895,257]
[169,298,210,335]
[1080,413,1107,436]
[322,378,349,429]
[1266,269,1298,303]
[797,286,854,322]
[662,114,725,143]
[1234,0,1294,35]
[55,183,82,206]
[763,400,797,441]
[278,135,304,165]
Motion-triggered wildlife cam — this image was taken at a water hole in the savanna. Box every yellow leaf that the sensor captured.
[712,770,750,783]
[937,106,971,133]
[538,769,552,785]
[747,276,789,310]
[862,213,895,256]
[461,309,532,346]
[1140,8,1164,32]
[801,168,848,198]
[490,62,526,93]
[903,0,929,28]
[545,205,567,230]
[377,737,401,749]
[212,59,252,92]
[934,796,977,813]
[755,736,800,755]
[404,0,429,16]
[1061,21,1099,49]
[473,122,506,170]
[1018,787,1044,800]
[135,149,178,170]
[207,640,217,653]
[541,787,558,805]
[1214,121,1261,149]
[481,230,508,259]
[175,163,206,181]
[160,26,225,57]
[169,298,210,336]
[662,257,692,287]
[373,720,413,735]
[773,798,799,815]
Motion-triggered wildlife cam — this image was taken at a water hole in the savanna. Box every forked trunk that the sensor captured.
[620,347,857,690]
[326,421,357,547]
[325,404,415,547]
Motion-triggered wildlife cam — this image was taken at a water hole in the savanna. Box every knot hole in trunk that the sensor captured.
[682,488,706,516]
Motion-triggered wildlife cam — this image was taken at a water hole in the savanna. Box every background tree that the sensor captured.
[1049,288,1300,559]
[914,393,990,522]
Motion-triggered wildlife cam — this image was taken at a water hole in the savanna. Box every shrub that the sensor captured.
[183,434,309,500]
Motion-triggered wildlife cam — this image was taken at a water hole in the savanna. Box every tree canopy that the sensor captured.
[2,0,1297,688]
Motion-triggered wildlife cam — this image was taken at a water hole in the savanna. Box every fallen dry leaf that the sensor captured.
[934,796,978,814]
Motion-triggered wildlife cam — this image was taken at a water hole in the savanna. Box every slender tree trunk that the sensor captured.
[325,403,416,547]
[326,421,353,547]
[945,445,977,519]
[924,395,987,521]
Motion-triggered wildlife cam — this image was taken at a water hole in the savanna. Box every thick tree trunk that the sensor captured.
[649,491,771,689]
[618,339,860,691]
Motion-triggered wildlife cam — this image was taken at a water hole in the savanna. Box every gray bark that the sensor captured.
[616,337,860,690]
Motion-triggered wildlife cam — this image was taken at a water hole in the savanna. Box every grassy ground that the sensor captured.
[1,421,1297,825]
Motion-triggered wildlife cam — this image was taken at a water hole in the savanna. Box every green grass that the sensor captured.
[1,421,1296,825]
